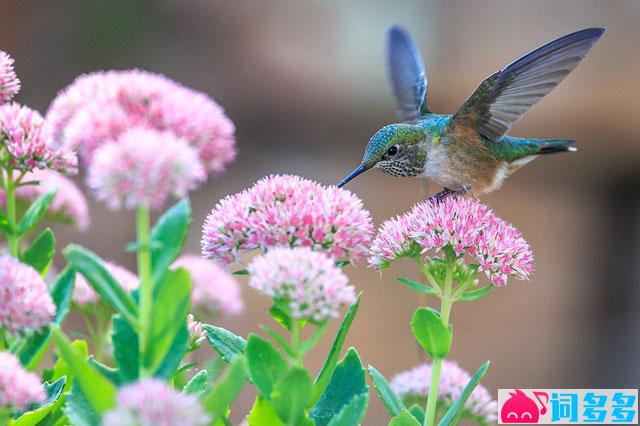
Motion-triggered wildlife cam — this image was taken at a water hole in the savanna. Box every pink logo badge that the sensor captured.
[500,389,549,423]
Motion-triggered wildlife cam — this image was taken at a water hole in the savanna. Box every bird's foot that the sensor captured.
[429,186,469,203]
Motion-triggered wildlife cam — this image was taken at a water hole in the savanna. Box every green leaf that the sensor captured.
[87,358,121,385]
[232,268,249,275]
[0,209,14,235]
[111,315,138,383]
[20,228,56,275]
[397,277,439,296]
[326,393,368,426]
[154,324,188,379]
[411,307,451,359]
[150,198,191,283]
[311,293,361,405]
[270,368,312,424]
[269,304,293,331]
[17,190,56,235]
[437,361,490,426]
[63,379,100,426]
[203,359,246,419]
[247,397,285,426]
[246,334,288,399]
[11,377,66,426]
[64,244,138,326]
[203,324,247,363]
[408,405,424,424]
[183,370,209,395]
[310,348,368,426]
[52,328,117,415]
[368,365,405,417]
[17,267,75,370]
[258,324,295,358]
[142,267,191,374]
[389,409,422,426]
[459,285,492,302]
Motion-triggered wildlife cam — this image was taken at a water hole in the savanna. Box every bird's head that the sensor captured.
[338,123,427,187]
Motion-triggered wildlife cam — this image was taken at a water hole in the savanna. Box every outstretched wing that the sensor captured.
[387,25,428,123]
[448,27,604,141]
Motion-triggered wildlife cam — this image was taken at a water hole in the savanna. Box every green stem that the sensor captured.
[424,257,454,426]
[136,206,153,377]
[5,168,19,257]
[289,320,302,367]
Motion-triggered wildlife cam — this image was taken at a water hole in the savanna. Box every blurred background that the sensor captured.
[2,1,639,423]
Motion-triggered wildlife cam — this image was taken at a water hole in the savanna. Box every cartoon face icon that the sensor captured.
[501,390,548,423]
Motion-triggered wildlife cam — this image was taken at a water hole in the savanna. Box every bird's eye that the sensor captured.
[386,145,399,156]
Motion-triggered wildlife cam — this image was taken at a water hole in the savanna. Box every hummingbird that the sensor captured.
[338,26,604,199]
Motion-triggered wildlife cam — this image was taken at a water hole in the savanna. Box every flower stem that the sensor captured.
[5,168,19,257]
[289,320,303,367]
[424,257,455,426]
[136,206,153,377]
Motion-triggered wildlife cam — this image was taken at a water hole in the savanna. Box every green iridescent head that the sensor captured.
[338,123,427,187]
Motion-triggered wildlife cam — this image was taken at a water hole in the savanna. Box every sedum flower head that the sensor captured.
[0,169,90,231]
[0,103,77,173]
[0,255,55,335]
[186,313,206,348]
[391,361,498,426]
[73,261,138,307]
[247,247,356,322]
[369,197,534,286]
[0,351,45,410]
[0,51,20,102]
[86,127,205,210]
[172,254,243,315]
[102,379,210,426]
[45,69,236,172]
[202,174,373,265]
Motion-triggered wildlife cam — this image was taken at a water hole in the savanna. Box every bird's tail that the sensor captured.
[535,139,577,154]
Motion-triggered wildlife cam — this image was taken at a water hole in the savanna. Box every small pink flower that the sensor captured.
[247,247,356,322]
[0,169,89,231]
[0,51,20,102]
[187,313,206,347]
[45,69,236,172]
[73,261,138,307]
[0,103,77,174]
[86,127,205,210]
[0,255,55,335]
[0,351,45,410]
[390,360,498,424]
[102,379,210,426]
[202,174,373,264]
[369,197,534,286]
[172,254,243,315]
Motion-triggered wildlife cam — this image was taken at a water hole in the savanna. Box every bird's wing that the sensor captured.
[448,28,604,141]
[387,25,428,123]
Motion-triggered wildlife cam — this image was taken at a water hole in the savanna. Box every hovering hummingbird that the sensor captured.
[338,26,604,199]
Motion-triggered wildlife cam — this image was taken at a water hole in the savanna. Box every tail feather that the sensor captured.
[536,139,576,154]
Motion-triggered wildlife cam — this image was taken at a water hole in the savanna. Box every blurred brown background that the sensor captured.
[2,1,639,424]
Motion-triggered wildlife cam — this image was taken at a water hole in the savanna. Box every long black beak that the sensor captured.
[337,164,369,188]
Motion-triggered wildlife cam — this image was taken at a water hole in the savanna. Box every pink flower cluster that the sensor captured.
[0,352,45,410]
[248,247,356,322]
[0,255,55,335]
[0,169,89,231]
[172,254,243,315]
[0,103,77,173]
[369,197,534,286]
[73,261,138,307]
[102,379,210,426]
[45,69,236,172]
[86,128,205,210]
[390,360,498,425]
[202,174,373,264]
[0,51,20,102]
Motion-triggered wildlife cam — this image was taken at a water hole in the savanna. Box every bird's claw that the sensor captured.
[429,186,469,203]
